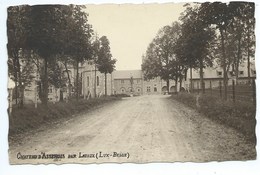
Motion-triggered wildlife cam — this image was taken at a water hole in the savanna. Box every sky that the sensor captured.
[86,3,186,70]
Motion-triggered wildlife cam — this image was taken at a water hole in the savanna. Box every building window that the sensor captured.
[147,86,151,92]
[121,88,125,93]
[253,70,256,74]
[137,88,140,92]
[87,76,90,87]
[121,80,124,84]
[217,71,222,76]
[154,87,157,92]
[97,76,99,86]
[239,71,244,75]
[48,86,53,94]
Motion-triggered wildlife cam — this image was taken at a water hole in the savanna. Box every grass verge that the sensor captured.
[171,93,256,143]
[9,96,121,137]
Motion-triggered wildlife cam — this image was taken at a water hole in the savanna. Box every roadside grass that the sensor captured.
[171,93,256,143]
[9,96,121,136]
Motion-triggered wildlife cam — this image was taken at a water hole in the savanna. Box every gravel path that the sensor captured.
[9,95,255,164]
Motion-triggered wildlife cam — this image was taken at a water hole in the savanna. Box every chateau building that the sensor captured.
[112,70,178,95]
[82,61,113,98]
[188,61,256,90]
[14,59,256,105]
[113,70,143,95]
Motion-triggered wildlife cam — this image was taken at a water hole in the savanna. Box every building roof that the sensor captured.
[113,70,142,79]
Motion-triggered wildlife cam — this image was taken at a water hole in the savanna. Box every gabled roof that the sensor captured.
[113,70,142,79]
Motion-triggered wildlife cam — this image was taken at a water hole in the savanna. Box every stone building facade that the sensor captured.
[112,70,178,95]
[81,61,113,98]
[187,62,256,90]
[19,59,256,105]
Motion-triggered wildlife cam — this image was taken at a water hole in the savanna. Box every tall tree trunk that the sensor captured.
[105,73,107,96]
[42,58,48,106]
[15,81,18,104]
[60,89,63,101]
[220,28,228,100]
[247,30,251,83]
[12,54,18,104]
[94,64,97,98]
[199,58,204,94]
[76,59,79,101]
[17,57,24,107]
[174,78,178,93]
[111,72,113,95]
[166,79,170,93]
[63,61,72,99]
[235,36,242,83]
[179,76,182,92]
[190,66,193,93]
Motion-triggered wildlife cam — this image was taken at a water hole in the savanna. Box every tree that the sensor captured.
[142,22,181,92]
[91,34,101,98]
[198,2,236,100]
[58,55,73,98]
[175,4,215,93]
[26,5,75,105]
[224,2,255,83]
[198,2,255,98]
[65,5,93,100]
[240,2,255,81]
[48,59,67,101]
[96,36,116,96]
[26,5,93,103]
[7,5,31,107]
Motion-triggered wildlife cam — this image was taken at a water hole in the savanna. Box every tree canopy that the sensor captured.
[97,36,116,96]
[7,5,98,106]
[142,2,255,96]
[142,22,182,92]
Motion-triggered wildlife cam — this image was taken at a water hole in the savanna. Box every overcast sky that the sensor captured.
[86,3,185,70]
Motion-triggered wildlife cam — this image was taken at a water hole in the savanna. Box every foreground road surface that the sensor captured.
[9,95,255,164]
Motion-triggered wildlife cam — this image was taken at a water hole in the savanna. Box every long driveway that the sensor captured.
[9,95,255,164]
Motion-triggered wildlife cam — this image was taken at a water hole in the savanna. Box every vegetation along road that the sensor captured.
[9,95,255,164]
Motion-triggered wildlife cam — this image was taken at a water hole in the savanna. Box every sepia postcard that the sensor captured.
[5,0,258,167]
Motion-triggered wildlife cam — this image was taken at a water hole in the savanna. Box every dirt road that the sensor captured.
[9,95,255,164]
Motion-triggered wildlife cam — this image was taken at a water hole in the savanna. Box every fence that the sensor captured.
[190,79,256,104]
